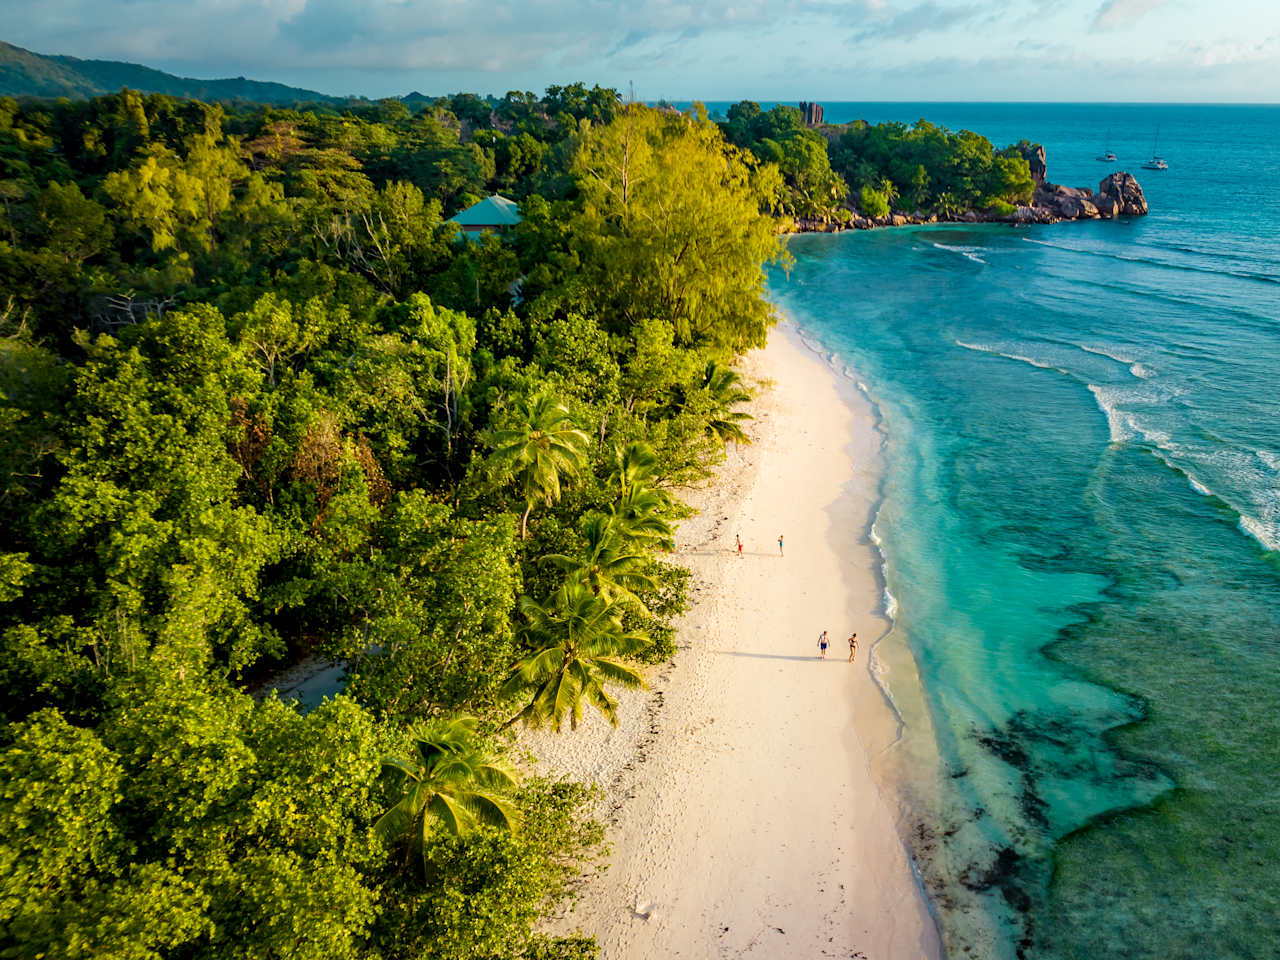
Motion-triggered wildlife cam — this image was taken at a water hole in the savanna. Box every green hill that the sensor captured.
[0,40,345,103]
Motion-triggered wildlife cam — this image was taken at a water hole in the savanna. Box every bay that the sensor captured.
[766,103,1280,958]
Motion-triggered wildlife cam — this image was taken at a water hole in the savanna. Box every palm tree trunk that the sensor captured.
[521,502,533,540]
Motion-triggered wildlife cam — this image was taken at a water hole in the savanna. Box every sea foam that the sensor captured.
[1088,385,1135,444]
[1238,514,1280,553]
[932,242,988,264]
[1079,343,1139,366]
[1255,448,1280,473]
[955,339,1070,374]
[1144,437,1280,556]
[883,585,899,620]
[1075,343,1159,381]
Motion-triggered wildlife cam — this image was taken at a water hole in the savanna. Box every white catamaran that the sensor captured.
[1142,126,1168,170]
[1096,129,1117,162]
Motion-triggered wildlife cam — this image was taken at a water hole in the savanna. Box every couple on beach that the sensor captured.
[817,631,857,660]
[735,534,785,557]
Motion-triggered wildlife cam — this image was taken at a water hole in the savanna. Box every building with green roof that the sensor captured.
[447,194,522,236]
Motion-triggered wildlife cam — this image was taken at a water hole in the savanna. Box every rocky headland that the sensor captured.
[790,143,1147,234]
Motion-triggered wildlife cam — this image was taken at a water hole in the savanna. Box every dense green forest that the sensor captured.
[721,101,1036,220]
[0,85,1031,957]
[828,116,1037,218]
[0,85,786,959]
[0,41,341,103]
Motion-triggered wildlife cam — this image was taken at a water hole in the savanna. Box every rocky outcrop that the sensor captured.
[1094,195,1120,218]
[1028,165,1147,222]
[1034,182,1101,220]
[1098,171,1148,216]
[783,144,1148,234]
[1010,204,1055,224]
[1020,143,1047,186]
[1023,146,1146,222]
[799,100,824,126]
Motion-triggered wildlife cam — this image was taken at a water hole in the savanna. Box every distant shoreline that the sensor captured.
[782,204,1142,234]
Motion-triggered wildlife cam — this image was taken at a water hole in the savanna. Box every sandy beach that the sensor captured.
[524,323,942,959]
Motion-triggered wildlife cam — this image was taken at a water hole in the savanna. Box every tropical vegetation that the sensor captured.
[0,79,1036,957]
[0,85,780,958]
[827,115,1037,216]
[721,101,1036,220]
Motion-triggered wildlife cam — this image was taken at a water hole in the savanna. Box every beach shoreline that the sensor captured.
[522,322,943,959]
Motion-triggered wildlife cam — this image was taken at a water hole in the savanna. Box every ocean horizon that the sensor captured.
[768,101,1280,958]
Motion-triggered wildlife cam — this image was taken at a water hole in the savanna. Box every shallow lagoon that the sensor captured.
[769,103,1280,958]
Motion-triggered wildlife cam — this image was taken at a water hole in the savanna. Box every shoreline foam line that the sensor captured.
[783,318,913,746]
[522,322,943,959]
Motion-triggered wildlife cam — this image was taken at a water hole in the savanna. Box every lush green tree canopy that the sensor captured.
[0,85,1032,960]
[0,87,774,960]
[569,104,786,351]
[829,117,1034,213]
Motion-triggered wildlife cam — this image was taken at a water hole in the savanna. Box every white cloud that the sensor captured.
[1091,0,1170,32]
[5,0,1276,101]
[10,0,883,74]
[1184,33,1278,67]
[850,2,990,41]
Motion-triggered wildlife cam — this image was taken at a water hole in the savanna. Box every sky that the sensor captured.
[6,0,1279,102]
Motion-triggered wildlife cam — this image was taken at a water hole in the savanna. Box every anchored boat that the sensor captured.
[1141,126,1169,170]
[1096,130,1117,162]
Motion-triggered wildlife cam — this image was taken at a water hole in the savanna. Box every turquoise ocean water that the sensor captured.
[761,104,1280,959]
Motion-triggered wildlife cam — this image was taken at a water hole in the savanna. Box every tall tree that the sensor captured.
[608,442,675,548]
[668,361,753,446]
[0,685,389,960]
[488,391,588,539]
[545,511,657,611]
[504,580,648,730]
[376,715,519,871]
[568,104,787,350]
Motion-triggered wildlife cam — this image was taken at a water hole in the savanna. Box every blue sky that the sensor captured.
[7,0,1279,101]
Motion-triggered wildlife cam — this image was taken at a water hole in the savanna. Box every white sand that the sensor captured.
[523,324,942,959]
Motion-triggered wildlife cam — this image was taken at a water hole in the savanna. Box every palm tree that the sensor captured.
[611,441,660,496]
[489,391,589,539]
[607,441,675,547]
[375,716,519,871]
[877,176,900,210]
[503,579,649,731]
[611,483,674,548]
[701,362,753,445]
[545,511,657,610]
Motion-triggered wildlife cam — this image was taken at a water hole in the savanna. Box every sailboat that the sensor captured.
[1141,126,1168,170]
[1096,130,1117,162]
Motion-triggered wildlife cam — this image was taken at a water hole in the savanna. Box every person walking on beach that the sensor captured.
[778,534,784,557]
[818,630,829,659]
[848,632,858,662]
[736,534,743,557]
